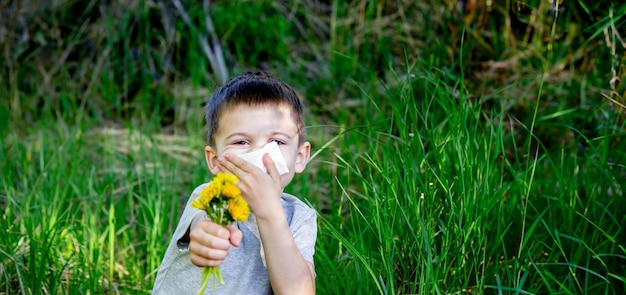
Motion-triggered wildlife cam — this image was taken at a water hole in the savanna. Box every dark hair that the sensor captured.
[205,72,305,146]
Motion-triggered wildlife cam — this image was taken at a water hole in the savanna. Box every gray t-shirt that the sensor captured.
[152,183,317,294]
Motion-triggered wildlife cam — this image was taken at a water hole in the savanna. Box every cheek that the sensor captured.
[279,147,299,163]
[220,147,247,157]
[279,172,295,188]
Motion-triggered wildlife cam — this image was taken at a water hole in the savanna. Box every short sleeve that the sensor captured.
[172,184,207,251]
[285,197,318,266]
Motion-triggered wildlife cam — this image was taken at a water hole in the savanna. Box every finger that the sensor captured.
[191,221,232,250]
[189,246,228,267]
[189,240,229,260]
[198,219,231,240]
[262,153,280,179]
[221,154,258,174]
[226,224,243,247]
[216,155,238,175]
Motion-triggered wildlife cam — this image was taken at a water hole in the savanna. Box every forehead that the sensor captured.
[219,102,295,120]
[217,103,298,132]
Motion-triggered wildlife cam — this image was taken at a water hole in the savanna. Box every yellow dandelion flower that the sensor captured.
[228,196,250,222]
[221,183,240,199]
[191,184,217,209]
[217,172,236,184]
[222,173,238,185]
[209,180,223,193]
[191,199,204,209]
[204,183,221,199]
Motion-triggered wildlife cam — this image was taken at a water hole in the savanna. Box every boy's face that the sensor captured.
[205,103,310,188]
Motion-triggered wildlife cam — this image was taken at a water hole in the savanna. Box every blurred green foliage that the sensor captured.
[1,0,623,134]
[211,0,292,65]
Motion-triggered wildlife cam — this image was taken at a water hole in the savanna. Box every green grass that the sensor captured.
[1,123,202,293]
[311,69,625,294]
[1,0,625,294]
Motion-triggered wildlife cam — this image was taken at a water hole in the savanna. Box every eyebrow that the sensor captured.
[269,130,297,138]
[223,132,251,141]
[223,131,296,141]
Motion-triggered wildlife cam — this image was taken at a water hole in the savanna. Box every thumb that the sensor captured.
[226,224,243,247]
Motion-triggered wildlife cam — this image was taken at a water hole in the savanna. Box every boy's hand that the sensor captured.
[218,153,316,294]
[189,220,242,267]
[218,153,283,219]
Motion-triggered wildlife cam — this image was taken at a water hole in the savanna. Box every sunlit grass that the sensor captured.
[311,70,625,294]
[0,121,208,293]
[2,69,625,294]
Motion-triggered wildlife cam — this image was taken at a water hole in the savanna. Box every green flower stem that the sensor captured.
[197,267,211,295]
[197,204,230,293]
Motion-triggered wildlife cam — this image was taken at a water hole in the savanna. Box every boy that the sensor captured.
[153,72,316,294]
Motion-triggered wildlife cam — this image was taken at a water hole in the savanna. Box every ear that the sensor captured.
[205,146,221,175]
[293,141,311,173]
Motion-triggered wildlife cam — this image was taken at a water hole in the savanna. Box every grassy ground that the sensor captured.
[1,0,625,294]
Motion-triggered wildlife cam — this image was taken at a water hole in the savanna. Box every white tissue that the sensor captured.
[237,141,289,175]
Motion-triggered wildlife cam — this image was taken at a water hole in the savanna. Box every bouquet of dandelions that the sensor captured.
[191,172,250,294]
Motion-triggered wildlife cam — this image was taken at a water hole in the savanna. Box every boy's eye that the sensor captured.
[233,140,249,145]
[270,139,286,145]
